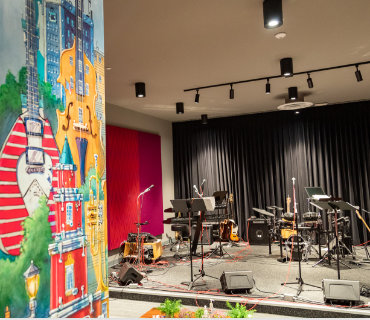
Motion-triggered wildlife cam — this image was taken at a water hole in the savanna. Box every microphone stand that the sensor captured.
[134,186,153,265]
[284,178,321,296]
[188,183,218,290]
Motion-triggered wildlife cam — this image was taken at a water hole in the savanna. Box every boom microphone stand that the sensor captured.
[134,185,154,265]
[283,178,321,296]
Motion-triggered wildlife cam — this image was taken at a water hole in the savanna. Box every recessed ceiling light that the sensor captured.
[106,67,112,70]
[274,32,287,39]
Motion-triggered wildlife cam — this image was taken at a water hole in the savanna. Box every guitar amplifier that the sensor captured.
[191,224,214,245]
[248,218,269,245]
[122,239,163,262]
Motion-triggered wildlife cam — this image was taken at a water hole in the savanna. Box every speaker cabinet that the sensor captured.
[191,223,214,245]
[220,271,253,293]
[322,279,360,304]
[248,218,269,245]
[118,262,143,285]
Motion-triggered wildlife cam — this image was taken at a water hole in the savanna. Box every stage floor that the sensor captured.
[109,241,370,318]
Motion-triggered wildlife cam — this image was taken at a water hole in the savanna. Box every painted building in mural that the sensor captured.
[0,0,107,317]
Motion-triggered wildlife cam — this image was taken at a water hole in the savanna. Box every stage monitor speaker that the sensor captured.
[248,219,269,245]
[118,262,143,285]
[322,279,360,304]
[191,224,214,245]
[220,271,253,293]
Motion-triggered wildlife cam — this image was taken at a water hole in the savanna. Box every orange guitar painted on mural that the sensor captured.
[56,0,104,187]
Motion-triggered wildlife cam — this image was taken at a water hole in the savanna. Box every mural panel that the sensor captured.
[0,0,108,317]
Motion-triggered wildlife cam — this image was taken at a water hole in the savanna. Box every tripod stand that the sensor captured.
[283,178,321,296]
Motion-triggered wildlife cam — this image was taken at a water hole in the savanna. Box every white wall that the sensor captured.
[105,103,174,239]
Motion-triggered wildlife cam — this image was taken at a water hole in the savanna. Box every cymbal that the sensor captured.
[252,208,274,217]
[267,206,283,211]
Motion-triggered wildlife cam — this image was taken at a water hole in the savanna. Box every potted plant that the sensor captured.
[226,301,256,318]
[158,299,182,318]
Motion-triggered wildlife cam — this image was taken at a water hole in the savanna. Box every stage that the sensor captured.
[108,241,370,318]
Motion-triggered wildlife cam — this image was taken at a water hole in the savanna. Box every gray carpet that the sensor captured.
[109,241,370,317]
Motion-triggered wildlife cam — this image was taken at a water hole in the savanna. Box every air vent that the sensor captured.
[277,95,314,110]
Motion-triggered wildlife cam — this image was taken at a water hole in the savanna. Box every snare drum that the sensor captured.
[303,212,319,221]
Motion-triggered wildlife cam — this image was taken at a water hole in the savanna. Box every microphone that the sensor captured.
[145,184,154,192]
[138,184,155,197]
[200,179,206,188]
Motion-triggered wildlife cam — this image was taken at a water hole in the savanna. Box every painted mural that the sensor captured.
[0,0,108,317]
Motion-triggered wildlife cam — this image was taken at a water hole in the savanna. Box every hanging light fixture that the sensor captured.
[263,0,283,29]
[176,102,184,114]
[288,86,298,100]
[195,89,200,103]
[229,84,234,99]
[280,58,293,77]
[355,65,363,82]
[201,114,208,125]
[307,73,314,88]
[135,82,146,98]
[265,78,271,94]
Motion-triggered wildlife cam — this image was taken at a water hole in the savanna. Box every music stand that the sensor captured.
[327,200,356,279]
[171,199,194,287]
[188,197,218,290]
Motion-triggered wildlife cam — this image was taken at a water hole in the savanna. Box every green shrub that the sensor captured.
[226,301,256,318]
[158,298,182,318]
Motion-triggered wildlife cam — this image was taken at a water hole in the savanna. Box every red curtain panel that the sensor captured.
[106,125,163,250]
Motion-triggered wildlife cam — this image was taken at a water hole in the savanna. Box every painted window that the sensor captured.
[85,64,89,75]
[85,83,89,96]
[69,56,73,66]
[79,80,83,94]
[99,75,102,83]
[70,76,74,89]
[67,16,70,24]
[79,60,83,73]
[78,17,82,30]
[79,107,83,123]
[65,264,74,291]
[66,203,73,227]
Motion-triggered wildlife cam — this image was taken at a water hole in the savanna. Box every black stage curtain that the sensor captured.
[173,101,370,244]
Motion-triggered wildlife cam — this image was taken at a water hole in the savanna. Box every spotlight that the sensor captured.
[201,114,208,125]
[265,78,271,94]
[229,84,234,99]
[295,111,300,115]
[135,82,146,98]
[280,57,293,77]
[355,65,363,82]
[176,102,184,114]
[307,73,314,88]
[288,86,298,100]
[195,90,200,103]
[263,0,283,29]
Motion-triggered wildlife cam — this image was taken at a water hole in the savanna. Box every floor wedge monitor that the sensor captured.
[322,279,360,304]
[220,271,253,293]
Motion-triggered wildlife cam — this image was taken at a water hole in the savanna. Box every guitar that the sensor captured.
[219,194,239,242]
[0,0,59,256]
[56,0,105,187]
[228,194,239,242]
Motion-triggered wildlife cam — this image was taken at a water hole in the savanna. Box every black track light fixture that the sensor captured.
[229,84,234,99]
[195,89,200,103]
[201,114,208,125]
[288,86,298,100]
[355,65,363,82]
[135,82,146,98]
[307,73,314,88]
[280,58,293,77]
[263,0,283,29]
[176,102,184,114]
[265,78,271,94]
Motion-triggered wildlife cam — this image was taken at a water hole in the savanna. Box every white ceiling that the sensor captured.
[104,0,370,122]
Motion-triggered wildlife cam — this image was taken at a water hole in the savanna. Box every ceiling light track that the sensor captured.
[183,60,370,93]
